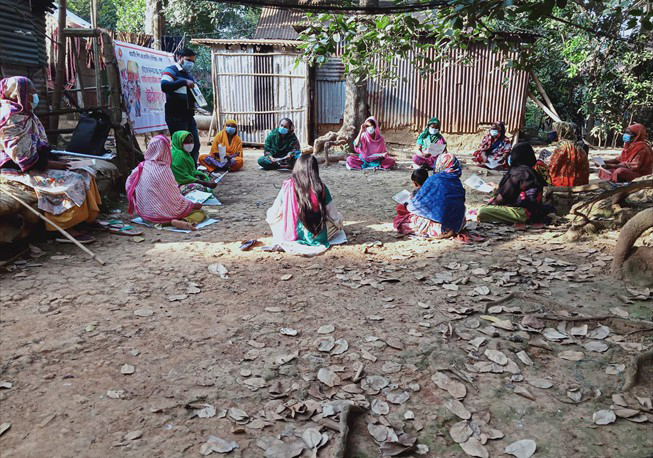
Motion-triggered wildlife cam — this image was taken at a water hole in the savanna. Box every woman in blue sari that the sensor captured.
[394,153,466,238]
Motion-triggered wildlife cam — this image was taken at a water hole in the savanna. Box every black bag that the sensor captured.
[66,110,112,155]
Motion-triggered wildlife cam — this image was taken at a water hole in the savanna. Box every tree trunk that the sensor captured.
[145,0,163,50]
[312,0,376,156]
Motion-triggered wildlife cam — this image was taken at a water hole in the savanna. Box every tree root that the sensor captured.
[622,349,653,391]
[612,207,653,285]
[333,403,363,458]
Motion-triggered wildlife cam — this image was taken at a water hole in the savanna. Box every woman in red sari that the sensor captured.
[599,124,653,182]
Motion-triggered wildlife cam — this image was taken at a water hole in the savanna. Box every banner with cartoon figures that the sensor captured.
[114,41,174,133]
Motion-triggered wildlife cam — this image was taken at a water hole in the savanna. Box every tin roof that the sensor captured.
[253,8,306,40]
[192,38,300,47]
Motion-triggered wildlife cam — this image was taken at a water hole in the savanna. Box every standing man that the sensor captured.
[161,48,200,163]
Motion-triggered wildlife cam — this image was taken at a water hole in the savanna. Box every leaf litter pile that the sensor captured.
[0,163,652,457]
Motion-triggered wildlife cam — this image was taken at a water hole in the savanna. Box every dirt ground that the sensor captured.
[1,146,652,458]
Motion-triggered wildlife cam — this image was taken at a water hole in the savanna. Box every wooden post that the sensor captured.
[49,0,67,143]
[100,31,122,126]
[530,70,559,118]
[90,0,102,107]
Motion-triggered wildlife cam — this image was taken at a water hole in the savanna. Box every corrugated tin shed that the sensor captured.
[253,8,305,40]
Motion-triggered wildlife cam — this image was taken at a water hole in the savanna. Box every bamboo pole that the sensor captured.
[0,188,106,266]
[527,91,561,123]
[90,0,102,107]
[49,0,67,143]
[530,70,559,118]
[214,72,305,78]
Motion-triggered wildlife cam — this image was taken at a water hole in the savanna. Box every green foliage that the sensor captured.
[115,0,146,33]
[164,1,259,38]
[299,0,653,139]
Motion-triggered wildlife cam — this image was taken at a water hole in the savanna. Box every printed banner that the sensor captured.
[114,41,174,134]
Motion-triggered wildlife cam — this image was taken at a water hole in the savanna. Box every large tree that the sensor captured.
[300,0,653,151]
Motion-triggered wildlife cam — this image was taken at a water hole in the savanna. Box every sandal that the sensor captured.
[109,225,143,236]
[56,233,96,244]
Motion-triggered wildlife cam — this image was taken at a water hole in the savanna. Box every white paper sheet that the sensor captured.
[218,145,227,161]
[593,156,606,167]
[428,143,446,156]
[392,189,412,204]
[464,174,494,193]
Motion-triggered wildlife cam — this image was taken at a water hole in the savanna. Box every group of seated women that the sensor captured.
[4,75,650,246]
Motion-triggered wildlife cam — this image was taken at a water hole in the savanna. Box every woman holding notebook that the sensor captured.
[346,116,396,170]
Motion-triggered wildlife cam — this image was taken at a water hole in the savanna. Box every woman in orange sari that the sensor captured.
[199,119,243,172]
[548,121,589,187]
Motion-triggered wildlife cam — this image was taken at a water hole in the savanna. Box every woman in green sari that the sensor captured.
[258,118,301,170]
[170,130,216,194]
[413,117,447,169]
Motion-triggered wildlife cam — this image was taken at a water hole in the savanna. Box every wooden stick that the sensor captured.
[530,71,559,117]
[0,188,106,265]
[527,91,561,123]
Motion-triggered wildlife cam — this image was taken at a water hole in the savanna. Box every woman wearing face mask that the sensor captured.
[346,116,396,170]
[170,130,217,194]
[200,120,243,172]
[599,124,652,182]
[477,142,556,225]
[413,117,447,169]
[258,118,301,170]
[126,135,206,231]
[472,122,512,169]
[0,77,101,244]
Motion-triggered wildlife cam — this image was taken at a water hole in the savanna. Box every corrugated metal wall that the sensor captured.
[317,43,529,135]
[212,45,309,145]
[0,1,48,110]
[316,58,345,125]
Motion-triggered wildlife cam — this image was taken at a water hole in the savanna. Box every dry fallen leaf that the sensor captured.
[593,409,616,425]
[558,350,584,361]
[368,423,389,442]
[317,368,341,387]
[372,399,390,415]
[382,361,402,374]
[516,351,533,366]
[527,377,553,389]
[280,274,293,281]
[387,390,410,405]
[302,428,322,449]
[484,349,508,366]
[279,328,299,337]
[605,364,625,375]
[610,307,629,318]
[444,398,471,420]
[432,372,467,400]
[614,408,641,418]
[208,263,229,278]
[450,421,473,443]
[331,338,349,355]
[460,436,489,458]
[505,439,537,458]
[317,324,335,334]
[587,325,610,340]
[120,364,135,375]
[133,308,154,317]
[583,341,608,353]
[514,386,535,401]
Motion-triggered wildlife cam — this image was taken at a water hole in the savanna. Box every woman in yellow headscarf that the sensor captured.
[200,119,243,172]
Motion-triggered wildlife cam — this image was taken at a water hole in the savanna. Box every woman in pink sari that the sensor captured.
[125,135,205,231]
[346,116,396,170]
